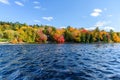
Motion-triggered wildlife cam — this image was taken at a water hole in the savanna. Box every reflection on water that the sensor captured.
[0,43,120,80]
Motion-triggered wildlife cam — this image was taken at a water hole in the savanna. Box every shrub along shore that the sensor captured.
[0,21,120,44]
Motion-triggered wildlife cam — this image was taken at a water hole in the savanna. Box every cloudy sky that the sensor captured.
[0,0,120,31]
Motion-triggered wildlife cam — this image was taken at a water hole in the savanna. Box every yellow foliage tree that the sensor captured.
[113,33,120,42]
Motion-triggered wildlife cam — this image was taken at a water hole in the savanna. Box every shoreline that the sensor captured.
[0,41,117,45]
[0,42,9,44]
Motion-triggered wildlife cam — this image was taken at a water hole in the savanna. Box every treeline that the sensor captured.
[0,21,120,44]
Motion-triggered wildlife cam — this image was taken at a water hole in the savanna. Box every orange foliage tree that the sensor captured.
[36,29,47,43]
[53,29,65,43]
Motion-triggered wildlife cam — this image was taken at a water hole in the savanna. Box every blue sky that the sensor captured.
[0,0,120,31]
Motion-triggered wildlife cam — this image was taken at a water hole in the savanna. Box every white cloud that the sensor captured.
[90,9,102,17]
[86,26,115,31]
[34,20,41,23]
[86,21,114,31]
[15,1,24,6]
[33,1,40,4]
[0,0,9,4]
[91,12,100,17]
[34,6,46,10]
[93,21,115,31]
[95,21,111,27]
[45,24,51,26]
[42,17,53,21]
[85,27,96,30]
[95,21,106,27]
[34,6,41,9]
[60,26,66,28]
[104,26,115,31]
[94,9,102,13]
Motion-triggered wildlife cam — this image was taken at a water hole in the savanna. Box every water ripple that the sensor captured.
[0,43,120,80]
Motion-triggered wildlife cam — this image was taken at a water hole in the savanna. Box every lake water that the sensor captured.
[0,44,120,80]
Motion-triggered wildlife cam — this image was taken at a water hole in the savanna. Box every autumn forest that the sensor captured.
[0,21,120,44]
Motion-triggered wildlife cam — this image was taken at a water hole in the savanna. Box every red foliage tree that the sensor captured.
[53,33,65,43]
[36,29,47,43]
[81,29,88,33]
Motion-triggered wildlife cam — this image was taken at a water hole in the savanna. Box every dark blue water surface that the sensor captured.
[0,44,120,80]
